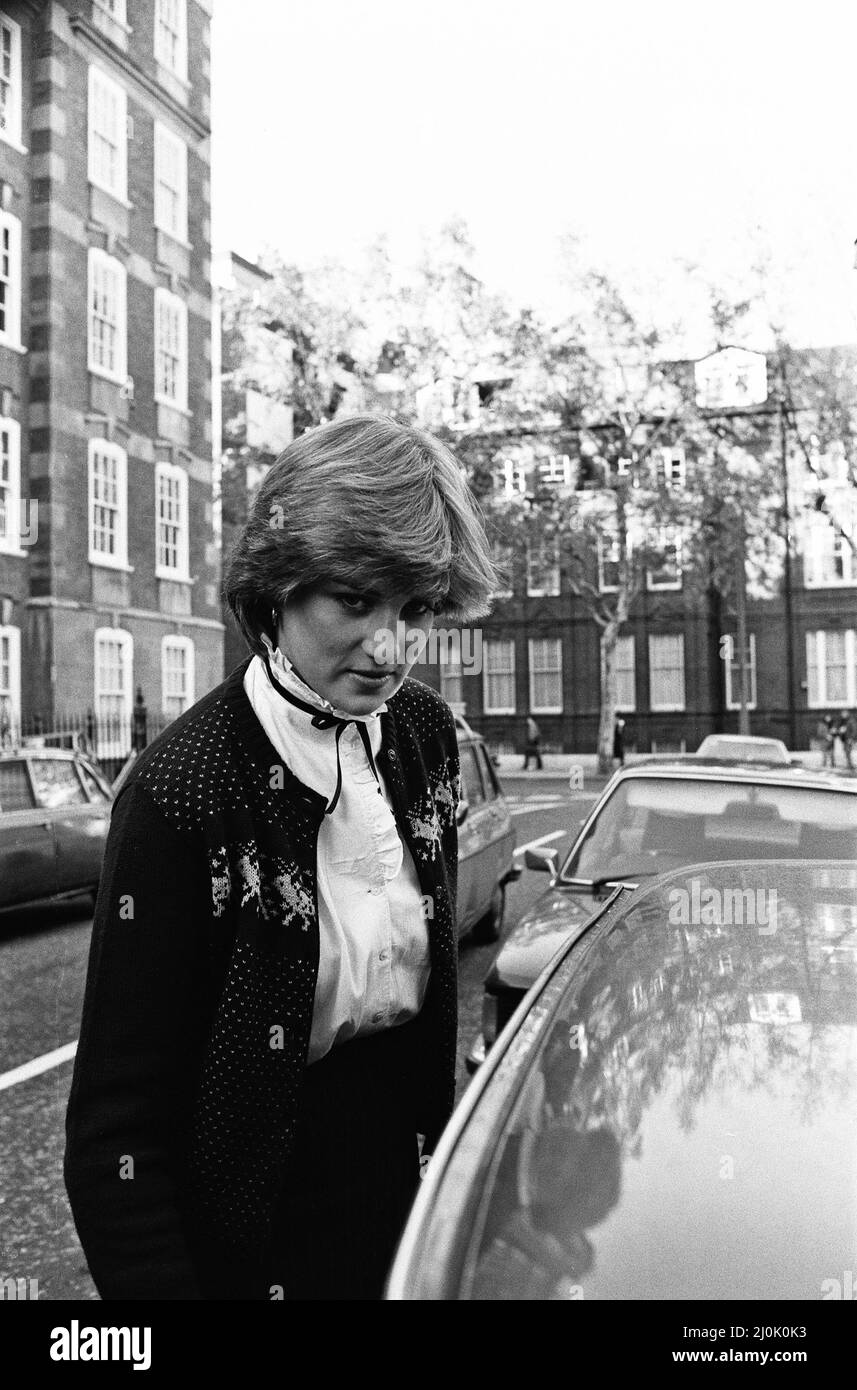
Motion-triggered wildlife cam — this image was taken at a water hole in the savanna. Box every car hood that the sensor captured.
[467,862,857,1299]
[488,886,600,992]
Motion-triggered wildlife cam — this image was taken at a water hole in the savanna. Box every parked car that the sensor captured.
[0,749,114,910]
[388,859,857,1299]
[468,761,857,1066]
[455,723,520,942]
[695,733,792,766]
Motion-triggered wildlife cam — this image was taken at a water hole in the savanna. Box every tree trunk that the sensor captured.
[597,622,620,776]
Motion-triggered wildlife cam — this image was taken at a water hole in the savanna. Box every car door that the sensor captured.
[0,759,58,908]
[475,743,516,891]
[27,756,105,895]
[456,740,491,934]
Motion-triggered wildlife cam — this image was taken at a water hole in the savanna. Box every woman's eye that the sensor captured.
[336,594,367,612]
[405,601,433,618]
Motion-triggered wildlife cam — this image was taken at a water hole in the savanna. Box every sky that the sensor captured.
[210,0,857,351]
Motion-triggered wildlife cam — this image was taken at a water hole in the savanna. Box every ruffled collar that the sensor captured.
[259,633,387,723]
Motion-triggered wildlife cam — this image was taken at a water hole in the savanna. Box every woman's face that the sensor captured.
[274,583,436,715]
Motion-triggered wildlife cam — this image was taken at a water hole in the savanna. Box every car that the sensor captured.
[695,733,792,766]
[468,761,857,1067]
[0,748,114,911]
[387,858,857,1299]
[455,723,520,942]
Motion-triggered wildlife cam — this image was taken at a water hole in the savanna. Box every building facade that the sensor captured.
[423,347,857,755]
[0,0,220,756]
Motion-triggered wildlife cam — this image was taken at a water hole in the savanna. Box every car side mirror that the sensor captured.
[456,799,469,826]
[524,846,559,876]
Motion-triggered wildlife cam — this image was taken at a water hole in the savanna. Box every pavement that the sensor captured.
[492,749,856,784]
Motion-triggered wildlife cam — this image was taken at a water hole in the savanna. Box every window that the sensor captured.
[30,758,89,809]
[724,632,757,709]
[598,530,621,592]
[93,0,127,20]
[0,760,33,808]
[460,745,486,806]
[88,439,128,568]
[154,122,188,242]
[154,289,188,409]
[94,627,133,759]
[88,66,128,201]
[0,12,22,147]
[537,454,572,488]
[162,635,195,718]
[647,525,682,590]
[155,0,188,80]
[0,624,20,742]
[489,539,514,599]
[649,633,685,712]
[155,462,189,578]
[615,634,636,711]
[806,630,857,708]
[526,540,560,596]
[0,416,21,553]
[653,446,686,489]
[500,457,527,498]
[529,637,562,713]
[803,513,857,587]
[483,639,516,714]
[438,643,464,708]
[0,210,21,348]
[87,249,127,383]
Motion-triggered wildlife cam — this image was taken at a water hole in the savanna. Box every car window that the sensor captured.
[564,777,857,881]
[78,763,111,803]
[29,759,88,809]
[477,746,499,800]
[0,761,36,812]
[460,745,487,806]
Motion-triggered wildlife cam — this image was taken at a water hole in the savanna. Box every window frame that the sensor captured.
[646,524,683,591]
[87,64,129,202]
[0,209,22,350]
[154,287,189,410]
[806,629,857,708]
[724,632,758,710]
[483,638,516,715]
[154,121,188,243]
[803,512,857,588]
[161,634,195,718]
[0,622,21,740]
[525,539,561,597]
[93,626,133,760]
[528,636,563,715]
[648,632,686,712]
[598,530,621,593]
[614,633,636,712]
[0,415,22,555]
[154,0,188,82]
[88,438,129,570]
[0,10,23,149]
[155,461,190,580]
[87,247,127,384]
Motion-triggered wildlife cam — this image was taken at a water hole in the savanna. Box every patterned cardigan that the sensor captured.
[64,656,460,1300]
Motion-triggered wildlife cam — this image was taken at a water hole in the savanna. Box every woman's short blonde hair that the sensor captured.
[223,413,501,656]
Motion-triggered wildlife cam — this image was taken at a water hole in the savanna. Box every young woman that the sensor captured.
[65,414,498,1299]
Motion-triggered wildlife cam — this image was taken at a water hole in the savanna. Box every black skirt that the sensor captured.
[193,1019,423,1301]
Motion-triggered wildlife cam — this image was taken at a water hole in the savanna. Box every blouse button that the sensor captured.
[388,749,398,763]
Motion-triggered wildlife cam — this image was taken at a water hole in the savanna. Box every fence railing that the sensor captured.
[0,694,176,785]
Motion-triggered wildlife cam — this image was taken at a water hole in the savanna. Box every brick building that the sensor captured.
[423,346,857,755]
[0,0,220,756]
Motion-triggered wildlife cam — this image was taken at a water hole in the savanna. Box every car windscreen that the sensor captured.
[563,777,857,882]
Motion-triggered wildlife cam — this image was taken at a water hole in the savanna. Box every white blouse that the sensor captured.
[243,642,431,1064]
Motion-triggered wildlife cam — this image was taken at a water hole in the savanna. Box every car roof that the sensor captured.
[610,758,857,793]
[389,858,857,1300]
[0,747,81,761]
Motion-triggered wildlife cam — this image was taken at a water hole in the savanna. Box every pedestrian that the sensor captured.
[64,414,500,1301]
[838,709,856,771]
[523,714,543,770]
[613,715,626,768]
[817,714,835,768]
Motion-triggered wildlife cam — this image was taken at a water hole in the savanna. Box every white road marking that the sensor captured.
[0,1040,77,1093]
[514,830,566,856]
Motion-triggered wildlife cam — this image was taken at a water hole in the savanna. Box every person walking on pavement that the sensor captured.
[523,715,543,770]
[64,414,500,1301]
[613,715,626,769]
[817,714,835,768]
[838,710,856,771]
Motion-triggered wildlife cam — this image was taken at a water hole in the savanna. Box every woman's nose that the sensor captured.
[362,619,407,667]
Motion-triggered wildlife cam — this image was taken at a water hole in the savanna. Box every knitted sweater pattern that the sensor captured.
[96,658,460,1251]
